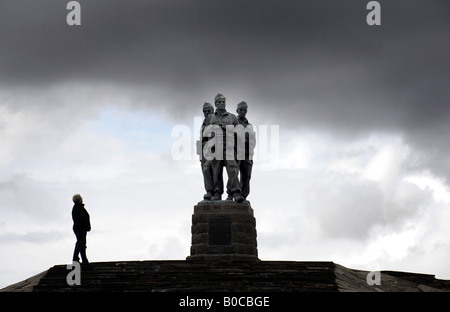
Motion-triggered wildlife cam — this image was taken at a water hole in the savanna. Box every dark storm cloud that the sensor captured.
[1,0,449,175]
[0,1,447,110]
[2,0,364,85]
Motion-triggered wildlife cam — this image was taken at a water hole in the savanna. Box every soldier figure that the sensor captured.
[236,101,256,203]
[198,102,223,200]
[203,93,244,203]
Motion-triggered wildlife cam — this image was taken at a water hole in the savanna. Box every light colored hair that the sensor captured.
[72,194,83,204]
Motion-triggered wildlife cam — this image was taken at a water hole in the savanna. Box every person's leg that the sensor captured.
[72,231,81,262]
[72,243,80,262]
[74,231,89,263]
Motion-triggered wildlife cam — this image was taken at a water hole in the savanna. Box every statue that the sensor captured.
[236,101,256,203]
[202,94,244,203]
[198,102,223,200]
[190,95,259,262]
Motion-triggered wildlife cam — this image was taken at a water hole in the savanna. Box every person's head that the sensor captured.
[73,194,83,205]
[236,101,248,118]
[214,93,226,110]
[202,102,213,118]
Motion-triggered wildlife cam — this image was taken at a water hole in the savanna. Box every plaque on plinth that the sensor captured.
[186,201,259,262]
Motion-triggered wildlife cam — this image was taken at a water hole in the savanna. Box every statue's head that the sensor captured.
[236,101,248,118]
[202,102,214,118]
[214,93,226,110]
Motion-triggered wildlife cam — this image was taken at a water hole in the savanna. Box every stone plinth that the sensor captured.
[186,201,259,262]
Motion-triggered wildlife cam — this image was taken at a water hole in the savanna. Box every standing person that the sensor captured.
[72,194,91,264]
[236,101,256,203]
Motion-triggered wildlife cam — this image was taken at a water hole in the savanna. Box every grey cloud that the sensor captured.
[254,161,432,244]
[0,176,66,222]
[307,175,431,241]
[1,0,449,177]
[0,231,65,244]
[1,1,447,93]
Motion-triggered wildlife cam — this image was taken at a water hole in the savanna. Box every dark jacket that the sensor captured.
[72,203,91,232]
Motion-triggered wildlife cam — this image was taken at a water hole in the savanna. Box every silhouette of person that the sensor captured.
[72,194,91,264]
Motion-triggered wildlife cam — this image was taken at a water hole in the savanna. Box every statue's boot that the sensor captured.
[233,194,244,203]
[203,192,213,200]
[211,193,222,201]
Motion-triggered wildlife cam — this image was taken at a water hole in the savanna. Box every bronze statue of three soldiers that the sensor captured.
[197,93,255,204]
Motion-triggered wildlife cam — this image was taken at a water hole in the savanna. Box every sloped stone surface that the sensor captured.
[26,261,337,292]
[2,260,450,292]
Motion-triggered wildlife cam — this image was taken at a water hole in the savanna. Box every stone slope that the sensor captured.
[1,260,449,292]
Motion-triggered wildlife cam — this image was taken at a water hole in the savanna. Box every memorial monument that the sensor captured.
[187,94,259,261]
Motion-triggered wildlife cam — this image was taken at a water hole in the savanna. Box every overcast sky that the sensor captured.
[1,0,450,288]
